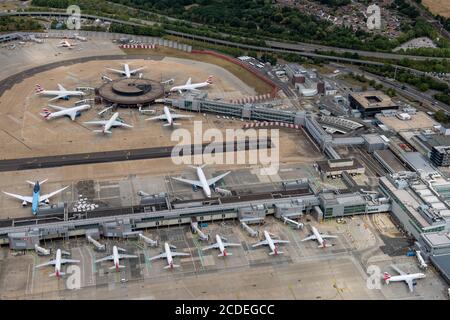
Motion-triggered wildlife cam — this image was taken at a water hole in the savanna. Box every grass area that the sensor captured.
[422,0,450,18]
[122,46,273,94]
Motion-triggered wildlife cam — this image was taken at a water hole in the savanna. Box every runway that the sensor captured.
[0,139,271,172]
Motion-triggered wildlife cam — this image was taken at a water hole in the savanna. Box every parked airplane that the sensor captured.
[35,249,79,278]
[252,230,290,255]
[149,242,190,269]
[383,265,426,293]
[146,106,193,126]
[35,83,85,101]
[202,234,241,257]
[106,63,145,78]
[139,233,158,247]
[282,216,304,229]
[95,246,138,272]
[40,103,90,121]
[170,75,213,94]
[84,112,133,134]
[301,226,337,248]
[2,180,68,215]
[172,165,230,198]
[57,39,76,48]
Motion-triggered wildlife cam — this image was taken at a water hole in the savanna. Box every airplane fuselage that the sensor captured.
[164,242,174,268]
[196,166,212,198]
[163,106,174,125]
[105,112,119,132]
[312,226,325,247]
[112,246,120,271]
[264,230,277,255]
[31,182,41,215]
[124,64,131,78]
[386,273,426,283]
[54,249,62,278]
[170,82,210,92]
[38,90,85,99]
[216,234,227,256]
[45,104,90,120]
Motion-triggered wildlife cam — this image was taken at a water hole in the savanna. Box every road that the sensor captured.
[1,11,446,62]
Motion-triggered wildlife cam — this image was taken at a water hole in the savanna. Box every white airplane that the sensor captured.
[170,75,213,94]
[95,246,138,272]
[202,234,241,257]
[149,242,190,269]
[35,249,79,278]
[35,83,85,102]
[84,112,133,134]
[40,103,90,121]
[383,265,426,293]
[57,39,76,48]
[252,230,290,255]
[282,216,304,229]
[2,180,69,215]
[106,63,146,78]
[146,106,193,126]
[74,34,87,41]
[172,165,231,198]
[301,226,337,248]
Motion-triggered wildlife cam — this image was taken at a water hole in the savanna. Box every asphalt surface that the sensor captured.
[0,139,271,172]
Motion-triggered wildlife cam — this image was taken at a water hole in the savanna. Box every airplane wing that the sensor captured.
[39,186,69,203]
[171,177,203,188]
[112,121,133,128]
[272,240,290,244]
[171,114,194,119]
[405,279,414,292]
[60,258,80,264]
[118,254,138,259]
[83,120,109,126]
[171,252,190,257]
[206,171,231,186]
[47,104,67,111]
[95,255,114,263]
[320,234,338,239]
[35,259,56,268]
[130,67,145,74]
[146,114,167,121]
[57,84,66,92]
[185,77,192,85]
[48,95,66,102]
[301,235,317,242]
[202,243,220,251]
[149,253,168,261]
[252,240,269,248]
[391,265,407,276]
[106,68,125,74]
[2,191,33,204]
[68,110,78,121]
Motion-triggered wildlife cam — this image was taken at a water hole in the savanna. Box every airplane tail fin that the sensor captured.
[49,272,65,277]
[206,75,213,84]
[163,123,172,127]
[35,84,44,93]
[319,242,332,248]
[172,122,181,126]
[93,130,112,134]
[164,264,180,269]
[40,108,52,119]
[218,252,231,257]
[109,265,125,270]
[383,272,391,283]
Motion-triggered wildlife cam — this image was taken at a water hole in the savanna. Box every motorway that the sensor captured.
[1,11,446,62]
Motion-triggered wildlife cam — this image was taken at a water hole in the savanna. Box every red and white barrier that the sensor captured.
[119,44,157,49]
[242,122,300,130]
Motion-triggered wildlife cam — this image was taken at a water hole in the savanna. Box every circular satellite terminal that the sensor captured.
[98,78,164,107]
